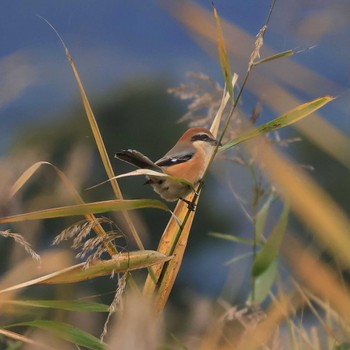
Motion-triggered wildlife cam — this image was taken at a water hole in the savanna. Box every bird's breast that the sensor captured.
[146,176,193,201]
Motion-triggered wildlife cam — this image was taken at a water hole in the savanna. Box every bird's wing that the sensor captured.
[155,151,194,167]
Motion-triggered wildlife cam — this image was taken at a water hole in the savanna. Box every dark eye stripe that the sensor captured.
[191,133,215,143]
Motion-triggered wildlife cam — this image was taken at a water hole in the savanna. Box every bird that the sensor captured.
[115,127,219,209]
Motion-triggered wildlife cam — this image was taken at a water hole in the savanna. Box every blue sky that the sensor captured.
[2,1,349,141]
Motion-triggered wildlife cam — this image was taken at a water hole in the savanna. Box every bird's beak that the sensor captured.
[213,139,222,147]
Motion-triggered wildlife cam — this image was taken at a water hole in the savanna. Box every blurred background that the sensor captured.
[1,0,350,341]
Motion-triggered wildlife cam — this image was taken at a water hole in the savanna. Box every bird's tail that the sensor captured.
[115,149,163,172]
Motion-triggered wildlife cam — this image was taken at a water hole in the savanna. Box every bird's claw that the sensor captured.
[180,198,196,211]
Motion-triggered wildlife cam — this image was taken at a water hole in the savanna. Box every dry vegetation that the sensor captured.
[1,2,350,350]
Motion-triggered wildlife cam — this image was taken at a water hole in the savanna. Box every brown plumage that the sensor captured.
[115,127,219,202]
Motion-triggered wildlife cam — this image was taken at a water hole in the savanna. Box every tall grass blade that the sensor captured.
[114,169,195,189]
[221,95,334,151]
[251,202,289,277]
[9,161,50,198]
[254,193,274,242]
[63,44,144,249]
[209,232,255,246]
[212,2,233,98]
[142,74,232,312]
[225,251,253,266]
[6,320,106,350]
[9,161,120,256]
[142,65,237,312]
[246,136,350,268]
[65,49,119,200]
[249,203,288,304]
[282,235,350,323]
[253,49,294,66]
[0,199,167,224]
[5,299,109,312]
[143,196,196,311]
[0,250,171,293]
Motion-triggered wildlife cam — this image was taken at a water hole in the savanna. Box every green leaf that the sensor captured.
[225,252,253,266]
[254,193,274,242]
[5,300,109,312]
[6,320,106,350]
[0,199,168,224]
[220,96,335,151]
[249,259,278,304]
[253,50,294,66]
[251,202,289,278]
[212,2,233,98]
[209,232,256,246]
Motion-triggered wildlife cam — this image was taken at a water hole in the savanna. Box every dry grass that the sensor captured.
[0,2,349,349]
